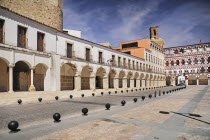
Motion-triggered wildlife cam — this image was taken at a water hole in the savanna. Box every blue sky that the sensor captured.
[63,0,210,48]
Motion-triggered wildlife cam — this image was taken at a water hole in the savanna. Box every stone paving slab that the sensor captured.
[33,120,153,140]
[112,87,197,124]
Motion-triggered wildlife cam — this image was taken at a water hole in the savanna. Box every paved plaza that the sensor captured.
[0,86,210,140]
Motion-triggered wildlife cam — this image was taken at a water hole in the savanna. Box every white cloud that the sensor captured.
[157,2,210,47]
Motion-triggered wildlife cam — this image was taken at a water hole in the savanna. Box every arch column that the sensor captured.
[103,76,108,90]
[29,67,36,91]
[136,79,140,88]
[197,79,199,85]
[123,78,127,89]
[130,79,134,88]
[146,80,149,87]
[141,80,145,87]
[114,77,119,89]
[74,72,81,91]
[90,75,96,90]
[8,64,14,93]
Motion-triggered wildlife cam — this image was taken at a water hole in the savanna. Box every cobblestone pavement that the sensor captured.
[0,86,210,140]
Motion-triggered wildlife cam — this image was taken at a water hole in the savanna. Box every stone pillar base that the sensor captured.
[29,85,36,92]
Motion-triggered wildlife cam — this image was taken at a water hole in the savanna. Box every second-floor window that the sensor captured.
[123,58,126,67]
[112,55,115,65]
[67,43,73,58]
[99,52,103,63]
[0,19,5,43]
[86,48,90,61]
[37,32,45,52]
[133,61,135,69]
[136,62,138,69]
[118,57,121,66]
[18,26,27,48]
[128,60,130,68]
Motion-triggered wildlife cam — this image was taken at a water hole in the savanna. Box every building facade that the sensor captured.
[165,42,210,86]
[0,5,165,93]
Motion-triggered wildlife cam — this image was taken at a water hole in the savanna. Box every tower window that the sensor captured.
[153,30,156,36]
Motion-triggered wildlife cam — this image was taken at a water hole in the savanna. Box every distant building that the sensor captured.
[164,42,210,86]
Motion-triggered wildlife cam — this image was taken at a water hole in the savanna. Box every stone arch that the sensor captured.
[13,61,31,91]
[145,74,149,87]
[118,70,125,88]
[108,69,116,88]
[34,63,48,91]
[166,76,172,86]
[0,58,9,92]
[96,67,106,89]
[188,75,197,85]
[134,72,139,87]
[198,74,208,85]
[127,71,133,88]
[60,63,77,90]
[139,73,144,87]
[81,65,93,90]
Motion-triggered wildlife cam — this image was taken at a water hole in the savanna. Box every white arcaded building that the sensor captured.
[0,4,165,93]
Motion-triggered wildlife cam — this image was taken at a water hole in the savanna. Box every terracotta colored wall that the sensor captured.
[120,48,145,59]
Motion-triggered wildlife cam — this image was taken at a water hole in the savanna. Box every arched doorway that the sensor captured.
[0,58,9,92]
[108,69,116,88]
[13,61,30,91]
[60,63,77,90]
[81,65,92,90]
[188,75,197,85]
[127,72,133,88]
[118,70,125,88]
[199,75,208,85]
[34,64,47,91]
[96,67,106,89]
[166,76,171,86]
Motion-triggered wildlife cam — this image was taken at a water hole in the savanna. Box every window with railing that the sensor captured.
[201,58,205,64]
[128,60,130,69]
[200,67,205,73]
[171,60,174,66]
[123,58,126,67]
[18,26,27,48]
[0,19,5,43]
[99,51,103,63]
[208,67,210,72]
[166,61,169,66]
[188,59,191,65]
[176,60,179,65]
[208,57,210,63]
[37,32,45,52]
[182,59,185,65]
[194,58,198,64]
[133,61,135,69]
[118,57,121,67]
[112,55,115,66]
[136,62,138,70]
